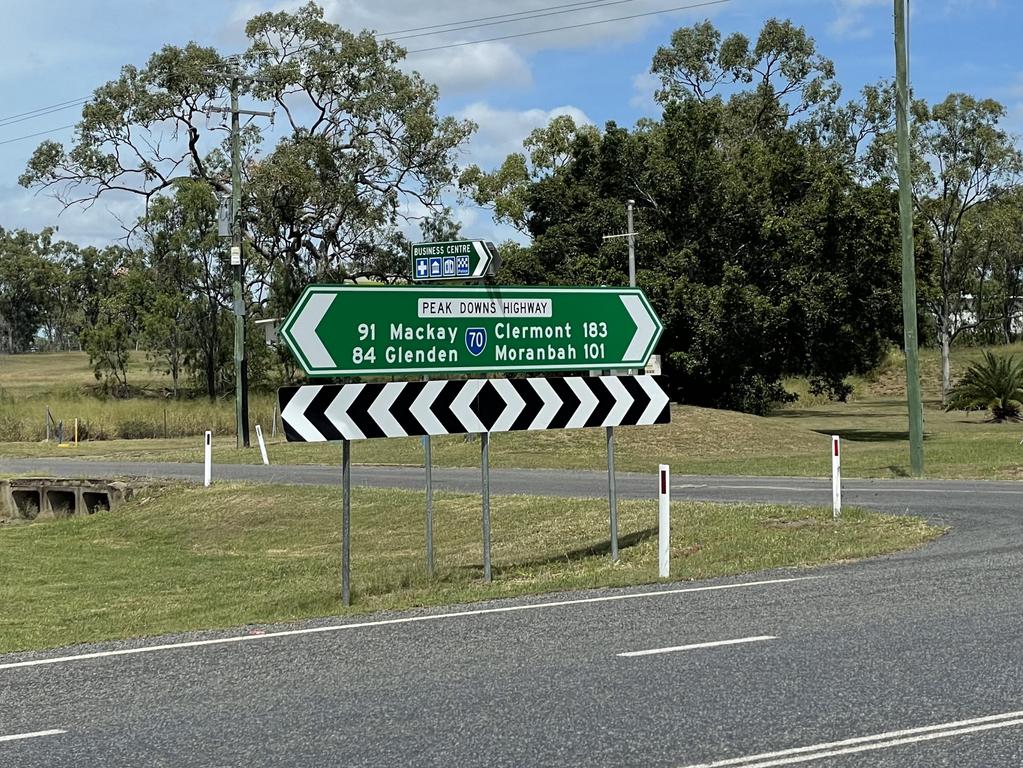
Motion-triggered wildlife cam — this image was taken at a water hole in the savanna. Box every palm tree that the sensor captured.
[945,350,1023,422]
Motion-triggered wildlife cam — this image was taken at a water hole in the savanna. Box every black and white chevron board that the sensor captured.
[279,375,670,442]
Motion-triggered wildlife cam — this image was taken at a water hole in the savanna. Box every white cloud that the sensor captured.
[402,42,531,95]
[1003,73,1023,140]
[312,0,716,51]
[227,0,726,94]
[1,184,144,248]
[630,71,660,113]
[455,103,593,169]
[828,0,887,40]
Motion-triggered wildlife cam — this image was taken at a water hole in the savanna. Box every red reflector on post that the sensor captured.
[833,438,839,457]
[660,469,667,495]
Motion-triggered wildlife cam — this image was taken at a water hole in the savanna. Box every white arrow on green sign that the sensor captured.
[279,285,663,377]
[411,240,498,281]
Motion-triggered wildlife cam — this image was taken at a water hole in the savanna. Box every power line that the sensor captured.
[387,0,635,40]
[0,123,75,146]
[405,0,730,54]
[1,1,730,145]
[0,98,87,125]
[381,0,622,35]
[0,3,616,126]
[0,100,86,129]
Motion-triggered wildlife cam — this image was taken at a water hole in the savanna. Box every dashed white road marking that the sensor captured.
[679,710,1023,767]
[618,636,777,657]
[0,729,66,743]
[0,576,817,672]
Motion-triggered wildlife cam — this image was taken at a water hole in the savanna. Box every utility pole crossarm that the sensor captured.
[208,106,275,119]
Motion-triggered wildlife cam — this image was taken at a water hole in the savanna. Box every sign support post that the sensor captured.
[342,439,352,607]
[481,431,492,582]
[607,425,619,562]
[425,434,434,576]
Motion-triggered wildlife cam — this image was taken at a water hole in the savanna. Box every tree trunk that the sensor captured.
[205,346,216,401]
[940,330,951,403]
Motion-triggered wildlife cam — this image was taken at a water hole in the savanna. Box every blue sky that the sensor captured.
[0,0,1020,246]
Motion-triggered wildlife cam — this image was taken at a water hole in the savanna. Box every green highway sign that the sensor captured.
[279,285,663,377]
[411,240,499,281]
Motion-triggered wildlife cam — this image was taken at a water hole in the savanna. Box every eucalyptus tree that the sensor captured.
[0,228,61,353]
[650,18,839,136]
[867,93,1023,399]
[20,2,475,309]
[140,179,232,398]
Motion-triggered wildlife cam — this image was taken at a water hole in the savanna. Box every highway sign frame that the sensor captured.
[278,284,663,378]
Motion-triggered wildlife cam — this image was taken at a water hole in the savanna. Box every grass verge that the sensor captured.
[6,348,1023,480]
[4,398,1023,480]
[0,483,942,654]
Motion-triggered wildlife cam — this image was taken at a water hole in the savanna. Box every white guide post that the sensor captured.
[832,435,841,519]
[255,424,270,465]
[658,464,670,578]
[204,431,212,487]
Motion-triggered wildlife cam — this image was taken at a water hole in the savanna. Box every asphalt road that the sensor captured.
[2,457,1022,766]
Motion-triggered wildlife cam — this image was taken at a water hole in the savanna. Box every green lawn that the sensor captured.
[0,483,941,654]
[3,347,1023,479]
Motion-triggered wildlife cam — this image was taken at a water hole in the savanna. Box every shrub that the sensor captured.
[945,350,1023,422]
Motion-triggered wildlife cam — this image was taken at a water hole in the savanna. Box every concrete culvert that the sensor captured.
[12,490,40,520]
[82,491,110,515]
[46,489,76,517]
[2,479,146,522]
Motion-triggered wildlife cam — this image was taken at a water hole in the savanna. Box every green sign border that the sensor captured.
[279,284,663,378]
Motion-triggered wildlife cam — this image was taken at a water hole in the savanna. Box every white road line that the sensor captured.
[0,729,66,743]
[0,577,816,672]
[679,709,1023,768]
[697,483,1023,497]
[619,636,777,657]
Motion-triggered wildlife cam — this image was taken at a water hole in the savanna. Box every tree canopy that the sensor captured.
[20,1,475,299]
[464,19,905,413]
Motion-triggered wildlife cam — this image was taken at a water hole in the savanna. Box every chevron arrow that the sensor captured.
[279,375,670,441]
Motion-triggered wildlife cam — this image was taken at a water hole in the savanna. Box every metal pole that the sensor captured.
[481,432,492,582]
[425,434,434,576]
[604,199,635,563]
[627,199,636,289]
[230,70,250,449]
[895,0,925,477]
[342,438,351,606]
[607,424,619,562]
